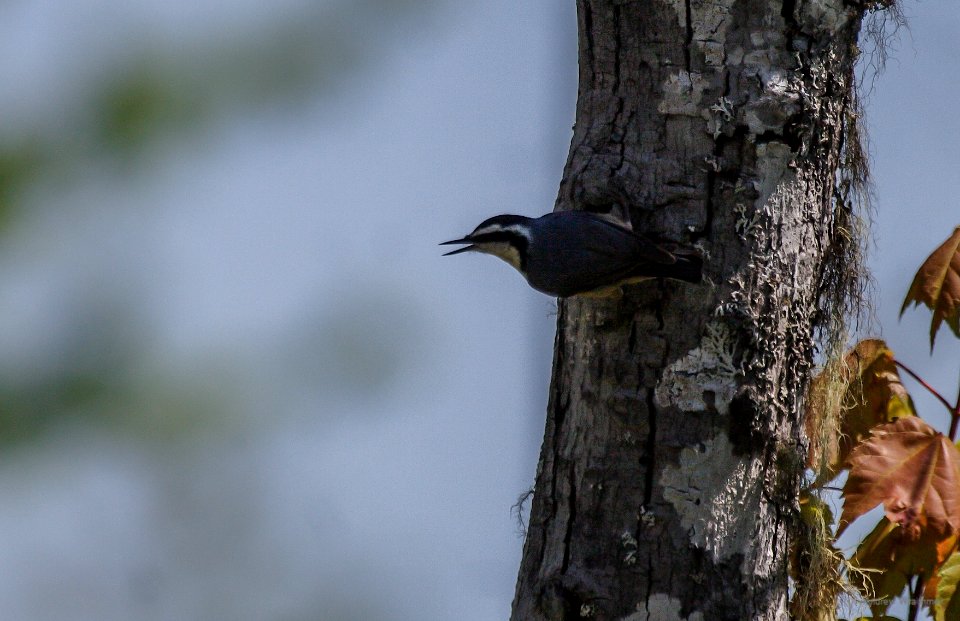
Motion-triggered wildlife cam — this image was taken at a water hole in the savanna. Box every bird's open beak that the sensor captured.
[440,238,476,256]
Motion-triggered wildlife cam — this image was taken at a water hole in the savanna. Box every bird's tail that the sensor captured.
[653,252,702,283]
[670,253,703,283]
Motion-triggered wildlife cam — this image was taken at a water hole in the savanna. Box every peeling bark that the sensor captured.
[511,1,874,619]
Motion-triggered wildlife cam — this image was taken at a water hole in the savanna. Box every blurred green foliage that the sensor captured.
[0,142,46,224]
[1,0,439,182]
[0,0,439,449]
[0,300,225,447]
[94,64,202,154]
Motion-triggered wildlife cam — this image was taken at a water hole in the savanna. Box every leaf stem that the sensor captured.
[953,364,960,420]
[955,365,960,411]
[952,365,960,441]
[894,359,956,417]
[907,573,925,621]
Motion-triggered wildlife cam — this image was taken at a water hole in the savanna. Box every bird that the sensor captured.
[441,211,702,297]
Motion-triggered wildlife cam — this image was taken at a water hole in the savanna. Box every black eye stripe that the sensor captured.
[472,231,522,244]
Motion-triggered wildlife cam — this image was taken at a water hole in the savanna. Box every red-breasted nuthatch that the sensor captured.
[442,211,702,297]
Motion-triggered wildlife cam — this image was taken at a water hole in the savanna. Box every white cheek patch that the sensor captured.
[479,243,522,270]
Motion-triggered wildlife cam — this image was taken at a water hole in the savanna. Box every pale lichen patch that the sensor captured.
[742,45,791,77]
[705,96,735,138]
[656,0,737,71]
[662,0,687,29]
[658,72,709,117]
[744,73,801,134]
[797,0,850,34]
[655,322,739,414]
[620,531,638,566]
[660,434,764,563]
[692,0,735,68]
[699,41,725,67]
[618,594,705,621]
[726,46,744,66]
[690,0,735,45]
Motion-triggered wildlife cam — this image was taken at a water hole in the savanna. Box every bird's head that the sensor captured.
[440,214,532,271]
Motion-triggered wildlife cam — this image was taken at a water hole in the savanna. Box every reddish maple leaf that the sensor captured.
[839,417,960,539]
[901,226,960,348]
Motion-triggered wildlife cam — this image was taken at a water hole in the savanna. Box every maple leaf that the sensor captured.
[806,339,914,482]
[839,417,960,539]
[901,226,960,348]
[848,516,957,617]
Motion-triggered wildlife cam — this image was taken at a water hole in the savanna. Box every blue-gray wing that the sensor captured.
[525,212,679,296]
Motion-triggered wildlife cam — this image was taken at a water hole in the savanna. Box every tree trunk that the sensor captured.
[512,1,875,619]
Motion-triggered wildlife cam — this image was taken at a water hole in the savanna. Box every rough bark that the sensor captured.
[512,1,874,619]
